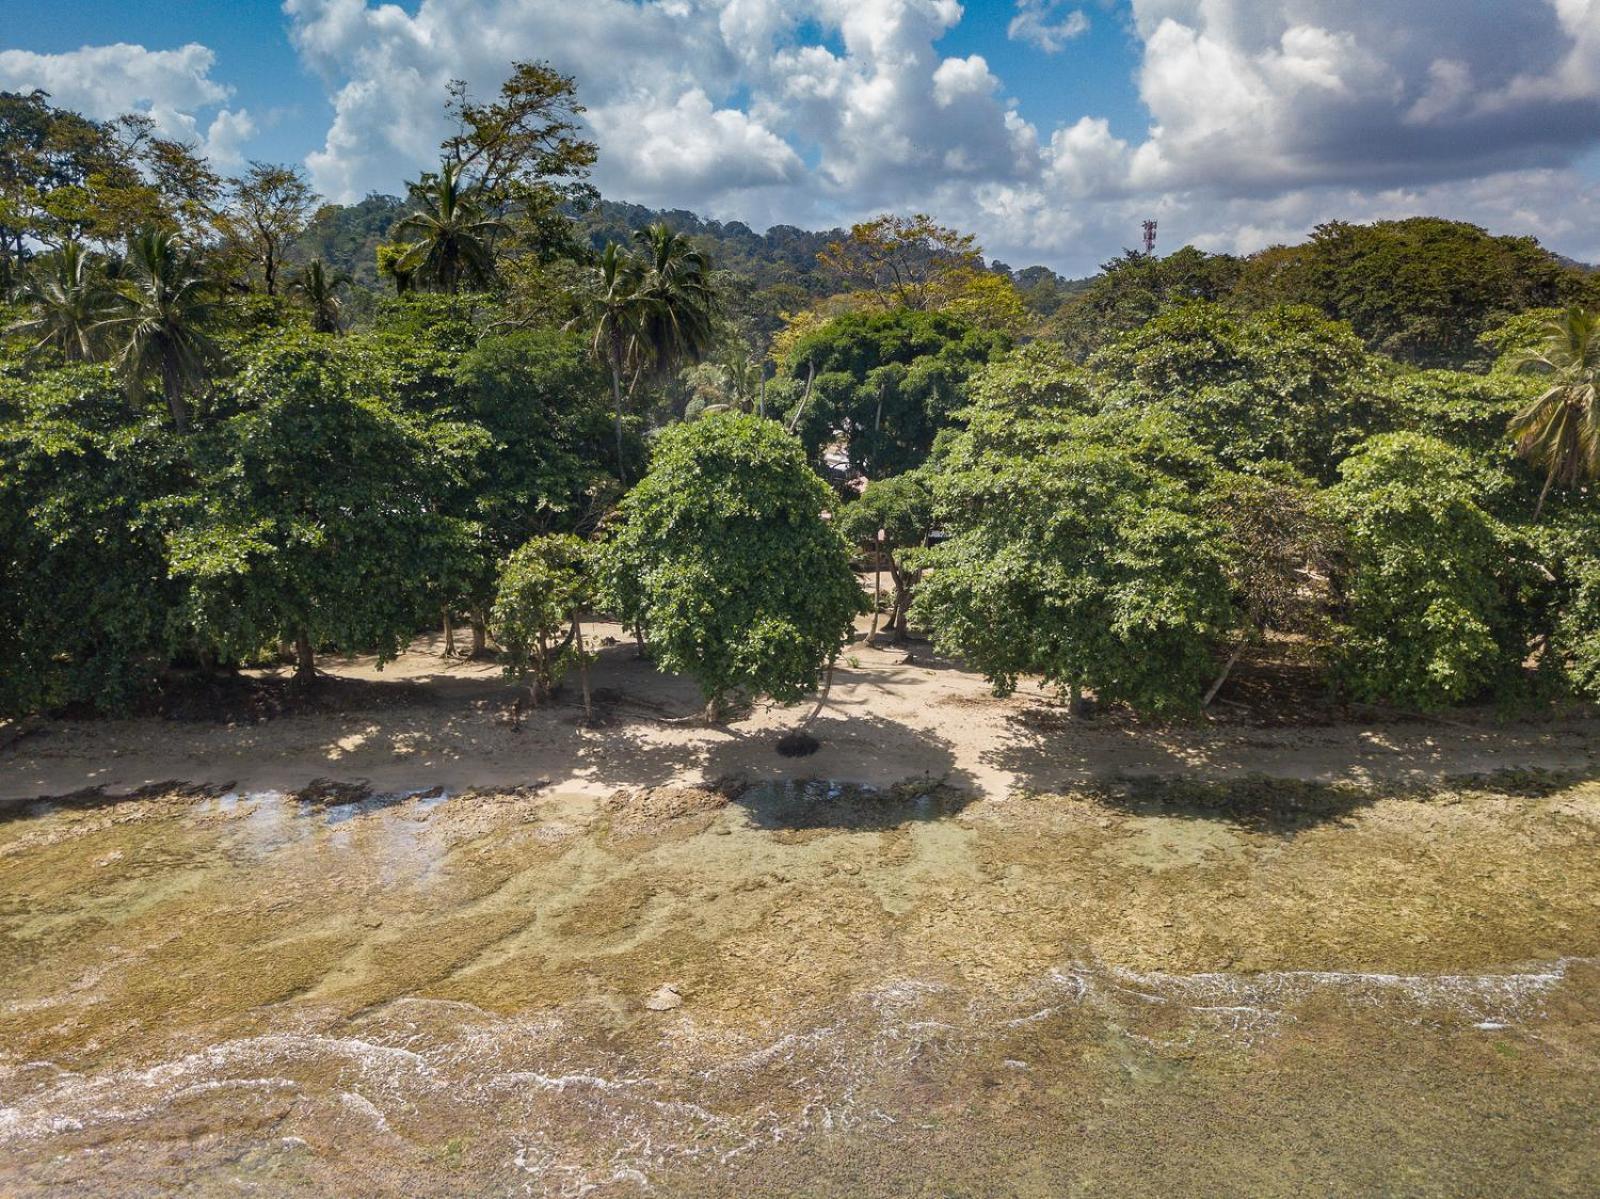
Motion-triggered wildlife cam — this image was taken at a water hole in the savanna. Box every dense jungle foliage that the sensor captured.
[4,69,1600,721]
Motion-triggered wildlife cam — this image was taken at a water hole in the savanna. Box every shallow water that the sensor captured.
[2,775,1599,1196]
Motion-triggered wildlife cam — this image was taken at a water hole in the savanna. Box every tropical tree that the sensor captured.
[777,308,1008,479]
[570,240,646,479]
[441,59,597,255]
[1090,302,1382,483]
[169,331,485,681]
[1203,466,1341,704]
[97,229,221,434]
[1508,307,1600,519]
[817,213,982,311]
[393,162,507,294]
[835,471,935,641]
[0,364,187,716]
[632,222,721,377]
[1322,433,1535,708]
[492,533,595,716]
[224,161,317,296]
[6,242,116,361]
[287,259,351,334]
[911,364,1233,716]
[437,329,627,651]
[600,412,864,721]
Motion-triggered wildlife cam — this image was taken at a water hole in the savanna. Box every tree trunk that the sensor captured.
[787,360,816,434]
[610,357,627,484]
[470,610,488,657]
[703,695,723,726]
[888,557,910,642]
[162,358,189,435]
[799,656,837,732]
[869,548,882,641]
[294,633,316,683]
[1533,464,1557,522]
[632,622,647,659]
[1203,638,1249,708]
[574,616,592,723]
[441,606,456,657]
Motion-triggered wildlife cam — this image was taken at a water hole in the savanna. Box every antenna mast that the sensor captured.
[1142,219,1158,256]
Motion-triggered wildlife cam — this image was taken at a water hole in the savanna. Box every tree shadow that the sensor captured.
[1074,767,1588,836]
[0,779,234,825]
[714,711,979,830]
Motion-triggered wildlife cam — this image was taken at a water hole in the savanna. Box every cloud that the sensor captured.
[203,108,259,167]
[0,42,250,153]
[1119,0,1600,194]
[13,1,1577,277]
[587,88,805,205]
[1007,1,1090,54]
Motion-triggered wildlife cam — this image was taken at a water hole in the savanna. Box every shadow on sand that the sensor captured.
[1077,767,1585,836]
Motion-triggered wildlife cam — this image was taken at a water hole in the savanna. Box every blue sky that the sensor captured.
[2,1,1151,175]
[3,1,1598,273]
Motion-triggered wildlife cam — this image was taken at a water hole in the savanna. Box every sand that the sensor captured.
[3,614,1596,805]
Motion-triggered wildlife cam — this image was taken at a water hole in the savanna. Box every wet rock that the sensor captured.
[643,983,683,1011]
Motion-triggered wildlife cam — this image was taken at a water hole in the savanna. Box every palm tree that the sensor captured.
[568,226,723,482]
[569,241,647,481]
[288,259,351,333]
[715,337,764,412]
[393,163,507,294]
[6,242,117,362]
[1510,307,1600,519]
[97,230,221,434]
[632,222,721,378]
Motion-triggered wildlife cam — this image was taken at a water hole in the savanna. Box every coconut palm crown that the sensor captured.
[1510,306,1600,519]
[7,242,117,362]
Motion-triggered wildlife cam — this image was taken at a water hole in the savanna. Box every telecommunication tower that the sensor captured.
[1142,219,1158,256]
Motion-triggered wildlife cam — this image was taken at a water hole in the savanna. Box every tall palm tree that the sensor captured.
[1510,307,1600,520]
[288,258,351,334]
[97,230,221,435]
[569,241,647,481]
[632,222,721,378]
[6,242,117,362]
[393,163,507,294]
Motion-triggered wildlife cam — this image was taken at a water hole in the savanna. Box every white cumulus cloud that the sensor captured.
[14,1,1599,275]
[1007,1,1090,54]
[0,42,252,156]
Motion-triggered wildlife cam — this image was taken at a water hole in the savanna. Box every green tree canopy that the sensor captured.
[779,307,1007,478]
[6,241,117,362]
[1046,245,1242,360]
[914,380,1233,715]
[0,365,186,715]
[1506,307,1600,519]
[168,331,486,679]
[443,328,628,623]
[601,412,864,716]
[393,163,508,295]
[1236,218,1585,368]
[99,229,223,434]
[1322,433,1536,708]
[836,470,935,640]
[1091,302,1383,482]
[491,533,593,702]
